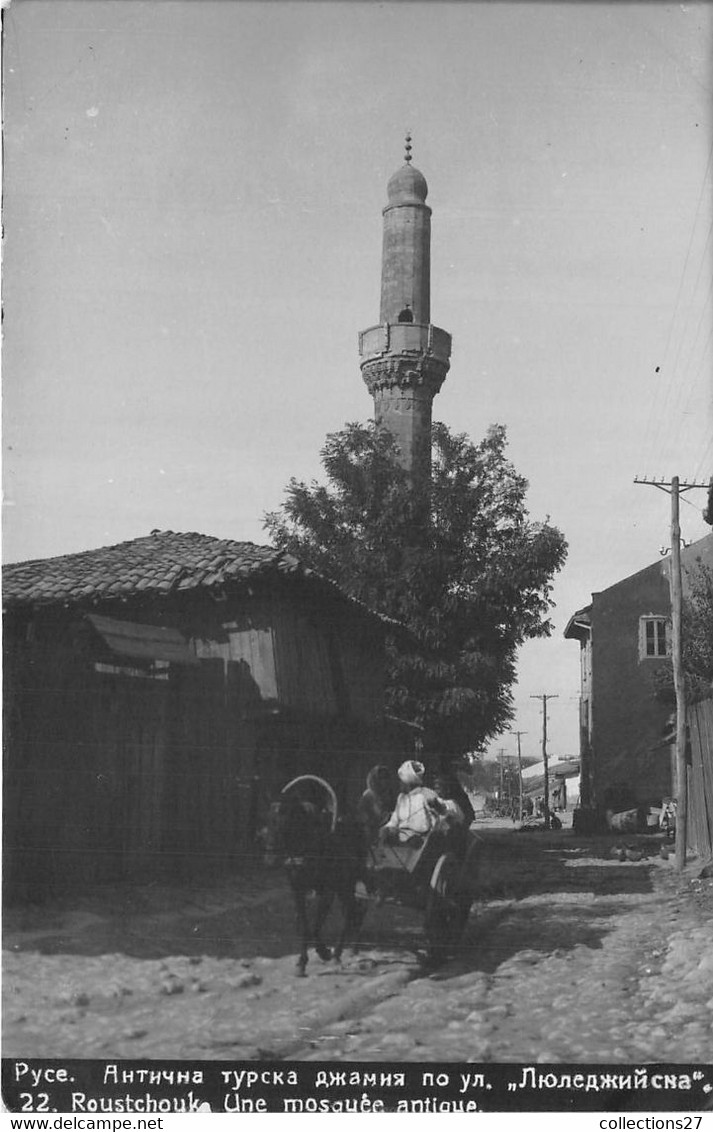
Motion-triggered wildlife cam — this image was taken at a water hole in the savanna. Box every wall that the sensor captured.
[589,535,713,808]
[590,559,673,807]
[2,614,232,898]
[687,697,713,861]
[3,584,391,901]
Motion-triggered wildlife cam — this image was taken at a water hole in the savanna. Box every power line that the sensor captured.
[633,476,709,493]
[693,440,713,485]
[658,218,713,444]
[667,287,713,460]
[647,279,713,467]
[640,142,713,469]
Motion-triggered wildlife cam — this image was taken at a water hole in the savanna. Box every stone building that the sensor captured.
[564,532,713,811]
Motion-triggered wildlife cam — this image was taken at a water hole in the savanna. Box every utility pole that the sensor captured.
[510,730,527,822]
[634,475,708,871]
[497,748,507,808]
[530,695,558,829]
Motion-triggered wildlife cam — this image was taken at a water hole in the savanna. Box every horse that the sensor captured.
[263,777,366,976]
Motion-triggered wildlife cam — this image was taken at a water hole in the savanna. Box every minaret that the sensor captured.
[359,136,452,483]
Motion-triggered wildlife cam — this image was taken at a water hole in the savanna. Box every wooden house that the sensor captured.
[3,530,405,900]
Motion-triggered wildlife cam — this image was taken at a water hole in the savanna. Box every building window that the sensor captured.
[639,616,669,659]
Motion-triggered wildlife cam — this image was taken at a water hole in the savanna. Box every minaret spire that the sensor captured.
[358,143,452,484]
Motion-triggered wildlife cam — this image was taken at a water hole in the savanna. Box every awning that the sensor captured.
[86,613,198,665]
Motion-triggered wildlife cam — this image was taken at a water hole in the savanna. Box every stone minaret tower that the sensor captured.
[359,136,452,482]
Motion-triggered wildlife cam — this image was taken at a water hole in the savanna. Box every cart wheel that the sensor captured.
[424,852,471,966]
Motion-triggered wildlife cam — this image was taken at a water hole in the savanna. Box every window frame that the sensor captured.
[638,615,670,660]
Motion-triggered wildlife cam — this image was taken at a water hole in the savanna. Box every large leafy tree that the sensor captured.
[265,421,567,754]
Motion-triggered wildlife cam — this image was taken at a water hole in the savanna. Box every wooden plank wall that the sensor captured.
[687,697,713,862]
[227,627,279,704]
[92,667,169,882]
[337,622,385,723]
[273,608,337,716]
[269,601,386,724]
[165,659,233,877]
[4,636,71,900]
[3,631,241,898]
[4,593,392,899]
[3,634,124,897]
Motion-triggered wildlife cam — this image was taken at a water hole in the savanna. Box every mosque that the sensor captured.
[2,141,457,895]
[359,135,452,482]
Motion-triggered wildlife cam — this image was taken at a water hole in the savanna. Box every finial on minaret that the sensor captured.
[404,132,413,164]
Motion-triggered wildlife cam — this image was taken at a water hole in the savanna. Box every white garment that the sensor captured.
[385,787,439,841]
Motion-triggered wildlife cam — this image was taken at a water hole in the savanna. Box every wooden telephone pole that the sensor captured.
[510,730,527,821]
[530,695,558,828]
[497,748,507,808]
[634,475,709,871]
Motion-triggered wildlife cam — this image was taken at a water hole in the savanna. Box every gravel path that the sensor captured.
[3,828,712,1063]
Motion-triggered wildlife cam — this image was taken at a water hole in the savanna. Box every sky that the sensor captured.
[3,0,712,765]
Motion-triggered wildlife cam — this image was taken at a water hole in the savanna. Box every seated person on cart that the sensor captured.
[356,764,397,846]
[356,761,468,890]
[433,757,475,828]
[433,760,474,858]
[380,759,465,858]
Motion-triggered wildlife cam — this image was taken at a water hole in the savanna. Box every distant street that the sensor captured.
[4,823,712,1063]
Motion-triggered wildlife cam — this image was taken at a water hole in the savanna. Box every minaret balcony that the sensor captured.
[358,322,452,365]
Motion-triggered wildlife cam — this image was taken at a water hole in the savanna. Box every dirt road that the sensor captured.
[3,824,712,1063]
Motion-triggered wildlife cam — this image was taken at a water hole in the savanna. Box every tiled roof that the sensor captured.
[2,530,321,610]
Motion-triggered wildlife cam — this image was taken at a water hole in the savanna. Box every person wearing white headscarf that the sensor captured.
[383,760,444,843]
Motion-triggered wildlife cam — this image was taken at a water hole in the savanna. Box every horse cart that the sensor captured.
[364,820,474,965]
[267,774,474,973]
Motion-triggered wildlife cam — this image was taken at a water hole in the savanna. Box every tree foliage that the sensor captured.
[265,421,568,754]
[681,563,713,700]
[653,563,713,704]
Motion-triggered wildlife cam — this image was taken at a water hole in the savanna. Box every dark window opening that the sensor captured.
[397,306,413,323]
[641,616,668,658]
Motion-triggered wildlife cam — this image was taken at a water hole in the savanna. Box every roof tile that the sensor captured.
[2,529,397,634]
[3,531,285,608]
